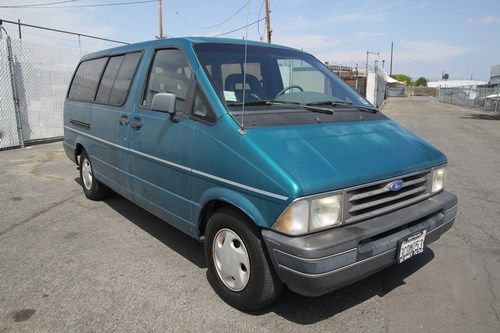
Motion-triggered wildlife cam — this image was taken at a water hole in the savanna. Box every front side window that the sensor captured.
[68,57,108,101]
[143,49,192,114]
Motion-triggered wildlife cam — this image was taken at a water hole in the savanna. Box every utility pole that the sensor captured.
[389,41,394,76]
[265,0,272,43]
[158,0,165,39]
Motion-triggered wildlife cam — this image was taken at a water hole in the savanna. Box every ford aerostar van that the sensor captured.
[63,37,458,311]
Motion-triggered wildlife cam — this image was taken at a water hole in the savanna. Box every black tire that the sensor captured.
[205,207,283,311]
[79,150,108,201]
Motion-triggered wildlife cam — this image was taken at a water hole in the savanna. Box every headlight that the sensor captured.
[273,193,343,236]
[431,166,446,194]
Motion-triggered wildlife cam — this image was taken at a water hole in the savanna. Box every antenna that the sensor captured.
[239,0,251,135]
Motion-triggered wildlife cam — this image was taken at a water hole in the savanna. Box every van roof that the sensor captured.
[81,37,301,61]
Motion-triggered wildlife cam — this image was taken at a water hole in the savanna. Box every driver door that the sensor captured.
[129,48,195,234]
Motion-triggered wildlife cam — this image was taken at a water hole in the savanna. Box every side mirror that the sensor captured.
[152,92,176,114]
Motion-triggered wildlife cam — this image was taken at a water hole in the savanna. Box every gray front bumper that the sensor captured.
[262,190,458,297]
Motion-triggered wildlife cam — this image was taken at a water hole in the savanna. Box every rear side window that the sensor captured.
[95,56,124,103]
[68,58,107,101]
[96,52,142,105]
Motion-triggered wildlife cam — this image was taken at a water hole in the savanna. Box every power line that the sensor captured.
[0,0,159,9]
[212,17,265,37]
[0,1,77,8]
[167,0,250,29]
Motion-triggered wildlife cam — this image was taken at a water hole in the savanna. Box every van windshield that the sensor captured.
[193,43,373,115]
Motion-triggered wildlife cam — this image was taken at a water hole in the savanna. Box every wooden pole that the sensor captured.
[265,0,272,43]
[158,0,164,39]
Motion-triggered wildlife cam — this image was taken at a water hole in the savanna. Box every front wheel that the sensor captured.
[204,207,282,311]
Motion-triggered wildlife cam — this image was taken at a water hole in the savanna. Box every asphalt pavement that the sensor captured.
[0,97,498,332]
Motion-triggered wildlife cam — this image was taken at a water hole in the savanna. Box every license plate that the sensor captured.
[397,230,426,263]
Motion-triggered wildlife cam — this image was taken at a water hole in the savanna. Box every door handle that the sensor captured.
[130,117,143,130]
[119,115,129,126]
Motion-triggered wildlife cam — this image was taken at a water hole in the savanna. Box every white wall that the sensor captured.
[366,71,376,105]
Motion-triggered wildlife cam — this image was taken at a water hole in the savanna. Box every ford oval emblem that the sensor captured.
[388,180,404,192]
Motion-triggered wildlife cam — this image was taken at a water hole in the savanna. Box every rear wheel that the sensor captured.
[205,207,282,311]
[79,150,108,200]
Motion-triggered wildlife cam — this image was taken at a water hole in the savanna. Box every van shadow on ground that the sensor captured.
[75,177,206,268]
[79,180,435,325]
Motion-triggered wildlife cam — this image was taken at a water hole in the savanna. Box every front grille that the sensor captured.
[344,171,432,224]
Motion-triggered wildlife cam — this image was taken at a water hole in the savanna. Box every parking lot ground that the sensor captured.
[0,97,499,332]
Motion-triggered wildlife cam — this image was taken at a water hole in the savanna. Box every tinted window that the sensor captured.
[68,57,107,101]
[143,49,192,114]
[96,52,142,105]
[96,56,124,103]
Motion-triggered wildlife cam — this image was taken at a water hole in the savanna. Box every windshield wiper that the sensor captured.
[306,100,353,106]
[275,101,334,114]
[306,100,378,114]
[227,99,334,114]
[227,100,275,106]
[355,105,379,114]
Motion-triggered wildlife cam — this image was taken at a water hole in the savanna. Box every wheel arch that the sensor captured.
[73,136,93,164]
[196,187,267,240]
[75,142,84,164]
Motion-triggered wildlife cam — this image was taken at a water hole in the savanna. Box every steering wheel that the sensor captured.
[275,85,304,98]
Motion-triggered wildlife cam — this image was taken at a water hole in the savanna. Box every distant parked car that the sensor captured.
[63,37,458,311]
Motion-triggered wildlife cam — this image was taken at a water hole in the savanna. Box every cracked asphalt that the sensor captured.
[0,97,498,332]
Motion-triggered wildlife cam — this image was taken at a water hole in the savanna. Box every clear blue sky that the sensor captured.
[2,0,499,80]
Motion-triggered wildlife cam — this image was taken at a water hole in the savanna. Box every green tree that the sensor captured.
[414,77,428,86]
[392,73,413,86]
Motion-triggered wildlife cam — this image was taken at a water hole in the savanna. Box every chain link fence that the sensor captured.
[0,37,20,149]
[437,84,500,112]
[0,36,87,149]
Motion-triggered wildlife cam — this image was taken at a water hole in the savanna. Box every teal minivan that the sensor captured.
[63,37,458,311]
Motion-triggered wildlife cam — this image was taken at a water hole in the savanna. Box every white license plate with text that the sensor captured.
[398,230,426,263]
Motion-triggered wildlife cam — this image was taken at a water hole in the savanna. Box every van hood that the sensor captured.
[246,119,446,196]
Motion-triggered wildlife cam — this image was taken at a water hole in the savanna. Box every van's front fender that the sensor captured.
[196,186,269,230]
